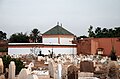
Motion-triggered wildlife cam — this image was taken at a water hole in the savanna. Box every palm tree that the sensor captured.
[30,28,42,43]
[0,31,7,40]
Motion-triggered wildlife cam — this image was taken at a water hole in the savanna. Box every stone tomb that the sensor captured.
[26,74,39,79]
[0,58,3,74]
[48,60,57,78]
[57,63,62,79]
[80,61,94,73]
[0,58,5,79]
[18,68,30,79]
[67,65,78,79]
[8,61,16,79]
[0,75,5,79]
[48,61,54,78]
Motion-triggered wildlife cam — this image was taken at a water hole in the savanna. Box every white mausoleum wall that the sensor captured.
[43,38,58,44]
[8,47,77,55]
[60,38,73,44]
[43,37,73,44]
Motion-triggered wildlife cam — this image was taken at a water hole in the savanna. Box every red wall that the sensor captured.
[73,38,91,55]
[95,38,120,56]
[73,38,120,56]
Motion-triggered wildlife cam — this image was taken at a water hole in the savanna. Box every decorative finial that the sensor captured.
[61,23,62,27]
[57,22,59,25]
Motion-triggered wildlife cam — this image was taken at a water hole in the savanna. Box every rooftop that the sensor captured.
[43,23,74,35]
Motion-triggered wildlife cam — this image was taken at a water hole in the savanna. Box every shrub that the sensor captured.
[1,55,25,75]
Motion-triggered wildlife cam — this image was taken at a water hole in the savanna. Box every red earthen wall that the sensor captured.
[74,38,120,56]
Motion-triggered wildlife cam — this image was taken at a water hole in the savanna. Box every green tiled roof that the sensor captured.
[43,25,74,35]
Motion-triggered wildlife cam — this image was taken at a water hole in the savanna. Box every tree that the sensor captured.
[30,28,42,43]
[102,28,108,37]
[88,25,95,37]
[108,29,114,37]
[9,32,29,43]
[114,27,120,37]
[95,27,103,38]
[87,26,120,38]
[0,31,7,40]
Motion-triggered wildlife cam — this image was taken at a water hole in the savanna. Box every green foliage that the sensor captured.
[1,55,11,70]
[30,28,42,43]
[9,29,42,43]
[0,48,8,52]
[0,31,7,40]
[88,26,120,38]
[11,58,25,75]
[1,55,25,75]
[9,32,29,43]
[88,25,95,37]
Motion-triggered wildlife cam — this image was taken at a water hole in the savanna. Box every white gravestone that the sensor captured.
[0,58,3,74]
[73,58,78,66]
[26,74,39,79]
[48,61,54,78]
[18,68,30,79]
[28,62,34,73]
[8,61,16,79]
[57,63,62,79]
[38,56,43,61]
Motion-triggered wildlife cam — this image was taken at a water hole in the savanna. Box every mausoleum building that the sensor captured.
[42,23,75,44]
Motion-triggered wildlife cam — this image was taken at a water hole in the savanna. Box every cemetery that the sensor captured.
[0,24,120,79]
[0,0,120,78]
[0,53,120,79]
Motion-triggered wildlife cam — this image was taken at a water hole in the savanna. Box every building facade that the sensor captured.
[8,23,77,55]
[42,23,75,44]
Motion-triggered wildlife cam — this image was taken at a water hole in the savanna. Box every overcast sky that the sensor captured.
[0,0,120,38]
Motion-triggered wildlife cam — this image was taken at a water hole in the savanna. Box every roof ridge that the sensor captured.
[43,24,74,35]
